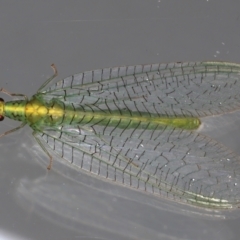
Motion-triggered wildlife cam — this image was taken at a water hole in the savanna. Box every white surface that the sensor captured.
[0,1,240,240]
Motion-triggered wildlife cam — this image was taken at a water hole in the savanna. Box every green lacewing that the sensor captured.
[1,61,240,209]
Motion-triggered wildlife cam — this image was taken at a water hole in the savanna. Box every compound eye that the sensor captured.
[0,98,4,121]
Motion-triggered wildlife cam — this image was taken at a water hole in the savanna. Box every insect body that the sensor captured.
[1,61,240,209]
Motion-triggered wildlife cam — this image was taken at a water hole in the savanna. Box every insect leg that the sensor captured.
[32,131,53,170]
[0,88,28,100]
[37,64,58,93]
[0,122,26,138]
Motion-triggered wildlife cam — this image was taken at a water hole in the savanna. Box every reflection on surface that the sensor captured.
[0,230,28,240]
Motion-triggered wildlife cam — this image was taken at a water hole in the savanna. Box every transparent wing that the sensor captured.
[33,61,240,208]
[35,123,240,209]
[40,61,240,117]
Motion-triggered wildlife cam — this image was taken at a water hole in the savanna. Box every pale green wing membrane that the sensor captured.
[34,61,240,208]
[36,123,240,209]
[40,61,240,117]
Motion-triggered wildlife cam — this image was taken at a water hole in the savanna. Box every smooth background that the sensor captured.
[0,1,240,240]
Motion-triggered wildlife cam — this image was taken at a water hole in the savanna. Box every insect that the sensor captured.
[1,61,240,209]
